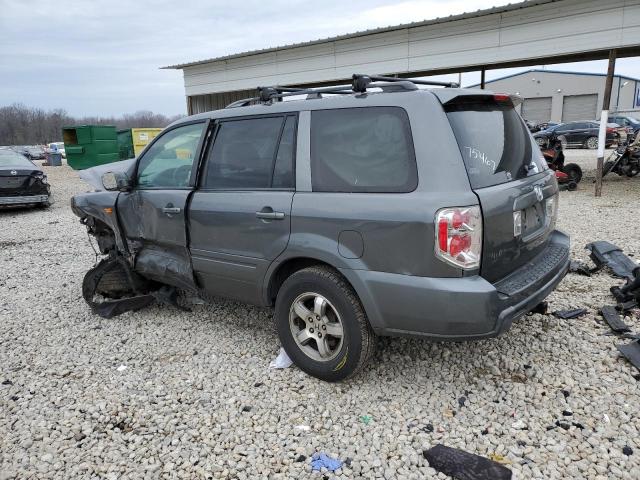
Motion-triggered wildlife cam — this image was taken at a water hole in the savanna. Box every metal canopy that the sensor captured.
[165,0,640,101]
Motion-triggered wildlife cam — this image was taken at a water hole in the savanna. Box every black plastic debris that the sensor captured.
[623,446,634,456]
[82,256,188,319]
[600,306,631,333]
[617,340,640,372]
[422,444,512,480]
[586,241,639,281]
[529,301,548,315]
[569,260,595,277]
[458,396,467,407]
[616,300,639,313]
[1,379,12,386]
[552,308,588,319]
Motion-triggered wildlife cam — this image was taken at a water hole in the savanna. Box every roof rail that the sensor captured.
[352,74,459,92]
[225,73,459,107]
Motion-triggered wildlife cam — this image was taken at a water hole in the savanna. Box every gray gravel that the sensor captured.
[1,151,639,479]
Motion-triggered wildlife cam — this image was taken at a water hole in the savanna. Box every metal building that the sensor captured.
[163,0,640,115]
[468,69,640,123]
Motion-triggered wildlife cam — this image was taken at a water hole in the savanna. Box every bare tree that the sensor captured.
[0,104,184,145]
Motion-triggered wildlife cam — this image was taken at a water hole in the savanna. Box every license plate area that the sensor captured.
[521,202,545,240]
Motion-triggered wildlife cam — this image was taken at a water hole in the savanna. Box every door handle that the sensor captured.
[256,208,285,220]
[162,206,181,214]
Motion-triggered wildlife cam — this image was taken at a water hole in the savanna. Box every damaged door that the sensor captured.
[117,121,207,291]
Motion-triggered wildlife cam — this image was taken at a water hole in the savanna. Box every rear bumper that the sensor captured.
[341,230,570,340]
[0,194,49,206]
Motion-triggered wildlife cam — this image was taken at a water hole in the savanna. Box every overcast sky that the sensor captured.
[1,0,638,117]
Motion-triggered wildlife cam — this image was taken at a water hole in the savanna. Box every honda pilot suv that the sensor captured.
[71,75,569,382]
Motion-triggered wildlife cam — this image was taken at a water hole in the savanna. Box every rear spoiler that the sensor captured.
[432,89,523,108]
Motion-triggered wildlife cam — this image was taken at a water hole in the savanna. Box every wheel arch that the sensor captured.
[265,256,345,306]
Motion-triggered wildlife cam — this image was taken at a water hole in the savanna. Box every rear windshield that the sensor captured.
[445,96,545,189]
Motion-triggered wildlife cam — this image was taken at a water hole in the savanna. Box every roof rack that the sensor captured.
[225,73,459,108]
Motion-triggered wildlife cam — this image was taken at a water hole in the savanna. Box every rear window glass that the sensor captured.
[445,97,545,189]
[311,107,417,193]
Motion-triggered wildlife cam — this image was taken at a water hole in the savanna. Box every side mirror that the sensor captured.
[102,171,132,191]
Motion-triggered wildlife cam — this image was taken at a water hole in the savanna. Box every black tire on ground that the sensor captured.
[562,163,583,183]
[566,181,578,191]
[274,265,375,382]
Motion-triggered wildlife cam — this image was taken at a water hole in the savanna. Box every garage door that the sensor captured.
[521,97,552,124]
[562,94,598,122]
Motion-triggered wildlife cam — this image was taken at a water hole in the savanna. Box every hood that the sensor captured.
[78,159,136,190]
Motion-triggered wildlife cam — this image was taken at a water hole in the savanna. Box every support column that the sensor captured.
[595,49,617,197]
[480,69,486,89]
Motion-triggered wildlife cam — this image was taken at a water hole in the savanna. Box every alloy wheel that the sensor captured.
[289,292,344,362]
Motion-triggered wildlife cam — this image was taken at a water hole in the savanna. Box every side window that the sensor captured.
[310,107,417,193]
[137,123,204,188]
[204,116,286,189]
[272,116,296,188]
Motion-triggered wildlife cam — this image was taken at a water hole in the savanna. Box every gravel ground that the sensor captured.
[1,151,639,480]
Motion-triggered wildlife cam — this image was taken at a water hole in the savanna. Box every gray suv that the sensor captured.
[72,75,569,382]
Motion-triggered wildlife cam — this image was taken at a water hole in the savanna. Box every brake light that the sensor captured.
[494,93,510,102]
[435,206,482,269]
[606,127,615,134]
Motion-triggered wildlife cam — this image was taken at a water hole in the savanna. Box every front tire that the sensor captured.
[274,266,375,382]
[586,136,598,149]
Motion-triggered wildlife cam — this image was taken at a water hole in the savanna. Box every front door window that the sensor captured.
[137,123,205,188]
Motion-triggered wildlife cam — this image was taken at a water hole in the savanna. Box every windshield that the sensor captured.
[445,96,546,189]
[0,151,35,168]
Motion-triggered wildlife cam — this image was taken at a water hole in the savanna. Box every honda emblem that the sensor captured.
[10,170,17,176]
[534,185,543,202]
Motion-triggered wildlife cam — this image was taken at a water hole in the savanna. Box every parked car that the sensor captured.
[13,145,46,160]
[533,121,619,149]
[47,142,66,158]
[608,114,640,140]
[0,149,51,208]
[528,121,559,133]
[71,75,569,381]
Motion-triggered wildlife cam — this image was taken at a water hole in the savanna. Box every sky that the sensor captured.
[1,0,639,117]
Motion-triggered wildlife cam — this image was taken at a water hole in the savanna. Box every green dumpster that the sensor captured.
[63,125,120,170]
[117,129,135,160]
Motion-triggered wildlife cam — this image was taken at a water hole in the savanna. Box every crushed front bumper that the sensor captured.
[0,194,50,206]
[341,230,570,340]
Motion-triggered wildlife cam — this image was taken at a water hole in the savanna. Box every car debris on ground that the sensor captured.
[422,444,512,480]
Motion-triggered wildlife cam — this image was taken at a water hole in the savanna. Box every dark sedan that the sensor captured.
[0,149,51,208]
[533,121,619,149]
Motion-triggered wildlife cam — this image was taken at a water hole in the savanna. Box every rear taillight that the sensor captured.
[435,206,482,270]
[606,127,615,134]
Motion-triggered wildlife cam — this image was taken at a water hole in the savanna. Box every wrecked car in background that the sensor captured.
[0,149,51,208]
[72,74,570,382]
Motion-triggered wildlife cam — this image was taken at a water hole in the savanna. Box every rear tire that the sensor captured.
[562,163,582,183]
[586,136,598,149]
[274,266,375,382]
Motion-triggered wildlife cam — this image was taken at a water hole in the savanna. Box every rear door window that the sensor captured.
[310,107,417,193]
[204,115,295,189]
[445,96,545,189]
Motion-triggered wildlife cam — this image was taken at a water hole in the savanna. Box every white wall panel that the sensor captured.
[176,0,640,96]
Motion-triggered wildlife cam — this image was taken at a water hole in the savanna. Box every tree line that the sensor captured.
[0,104,184,146]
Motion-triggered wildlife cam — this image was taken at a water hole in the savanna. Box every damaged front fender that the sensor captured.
[71,191,127,253]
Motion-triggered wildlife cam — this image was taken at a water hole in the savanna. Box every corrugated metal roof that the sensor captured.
[466,68,640,87]
[162,0,558,69]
